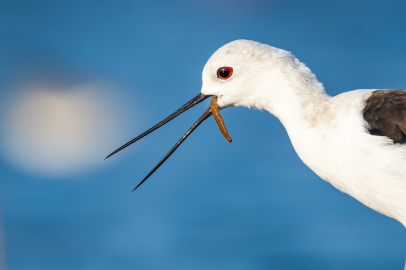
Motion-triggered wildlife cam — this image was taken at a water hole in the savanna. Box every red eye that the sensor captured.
[217,67,233,80]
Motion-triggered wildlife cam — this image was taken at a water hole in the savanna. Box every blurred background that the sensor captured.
[0,0,406,269]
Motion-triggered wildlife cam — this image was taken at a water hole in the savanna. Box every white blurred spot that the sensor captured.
[0,83,135,177]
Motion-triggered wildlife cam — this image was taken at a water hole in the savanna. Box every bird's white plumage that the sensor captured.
[201,40,406,227]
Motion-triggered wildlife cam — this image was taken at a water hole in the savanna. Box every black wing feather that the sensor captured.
[363,89,406,143]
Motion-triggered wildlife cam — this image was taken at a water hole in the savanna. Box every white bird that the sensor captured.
[106,39,406,239]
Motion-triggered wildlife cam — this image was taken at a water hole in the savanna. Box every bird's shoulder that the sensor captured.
[363,89,406,143]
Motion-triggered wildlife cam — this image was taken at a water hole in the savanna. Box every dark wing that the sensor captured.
[363,89,406,143]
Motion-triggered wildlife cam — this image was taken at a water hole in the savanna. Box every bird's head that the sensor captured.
[201,39,305,113]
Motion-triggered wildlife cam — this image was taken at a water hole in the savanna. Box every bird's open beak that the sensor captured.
[104,93,232,191]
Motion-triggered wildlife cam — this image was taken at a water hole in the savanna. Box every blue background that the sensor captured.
[1,0,406,269]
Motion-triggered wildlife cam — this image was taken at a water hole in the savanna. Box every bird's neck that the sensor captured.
[260,77,332,181]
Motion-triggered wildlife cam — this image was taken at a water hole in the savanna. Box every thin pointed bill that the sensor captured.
[104,93,232,191]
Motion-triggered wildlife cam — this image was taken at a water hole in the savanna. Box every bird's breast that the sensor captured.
[281,94,406,226]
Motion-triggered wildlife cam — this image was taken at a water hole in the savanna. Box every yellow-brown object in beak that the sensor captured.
[210,96,232,143]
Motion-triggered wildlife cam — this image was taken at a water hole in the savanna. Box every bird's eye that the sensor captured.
[217,67,233,80]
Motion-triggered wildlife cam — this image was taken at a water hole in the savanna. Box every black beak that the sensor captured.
[104,93,212,190]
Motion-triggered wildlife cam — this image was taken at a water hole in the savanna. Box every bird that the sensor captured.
[106,39,406,245]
